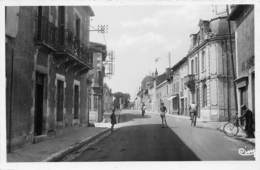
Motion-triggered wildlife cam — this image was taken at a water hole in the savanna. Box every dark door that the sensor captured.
[57,80,64,122]
[74,85,79,119]
[252,73,255,114]
[34,72,44,136]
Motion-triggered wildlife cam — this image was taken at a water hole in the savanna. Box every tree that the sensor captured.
[113,92,131,109]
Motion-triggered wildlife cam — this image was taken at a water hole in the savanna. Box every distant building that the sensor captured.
[155,72,169,112]
[88,42,107,123]
[184,16,236,121]
[229,5,255,116]
[139,75,154,112]
[169,57,189,116]
[103,83,113,113]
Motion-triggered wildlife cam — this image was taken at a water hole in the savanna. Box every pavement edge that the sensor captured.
[42,128,110,162]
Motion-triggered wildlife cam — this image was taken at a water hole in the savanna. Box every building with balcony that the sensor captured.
[185,16,236,121]
[6,6,96,151]
[229,5,254,118]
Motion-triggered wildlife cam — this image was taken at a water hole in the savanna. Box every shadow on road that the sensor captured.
[104,112,151,124]
[118,113,151,123]
[72,123,200,161]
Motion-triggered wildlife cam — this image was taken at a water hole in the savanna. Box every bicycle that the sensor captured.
[223,114,244,137]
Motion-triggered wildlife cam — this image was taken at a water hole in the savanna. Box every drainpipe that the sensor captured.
[8,48,14,153]
[225,40,231,121]
[226,5,238,117]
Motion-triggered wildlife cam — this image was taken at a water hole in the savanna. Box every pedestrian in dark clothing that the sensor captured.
[110,108,117,132]
[240,105,254,138]
[141,103,146,117]
[189,103,197,127]
[160,102,167,128]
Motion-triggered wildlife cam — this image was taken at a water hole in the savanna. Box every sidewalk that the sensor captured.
[151,112,255,145]
[7,126,109,162]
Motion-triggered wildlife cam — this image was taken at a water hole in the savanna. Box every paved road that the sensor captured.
[71,110,255,161]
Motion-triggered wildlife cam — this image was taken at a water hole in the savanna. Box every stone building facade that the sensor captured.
[169,57,189,116]
[184,17,236,121]
[6,6,97,151]
[155,73,169,112]
[229,5,255,117]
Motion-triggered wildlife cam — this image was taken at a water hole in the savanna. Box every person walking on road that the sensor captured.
[160,102,167,128]
[189,103,197,127]
[141,103,146,117]
[110,108,117,133]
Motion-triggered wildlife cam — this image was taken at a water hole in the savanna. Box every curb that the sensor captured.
[217,127,255,146]
[235,137,255,146]
[234,137,255,146]
[42,128,110,162]
[166,114,256,146]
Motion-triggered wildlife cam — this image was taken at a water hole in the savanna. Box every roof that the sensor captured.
[84,6,95,17]
[171,56,188,72]
[228,5,253,20]
[156,73,167,86]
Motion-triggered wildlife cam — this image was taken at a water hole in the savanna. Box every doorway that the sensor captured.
[74,84,79,119]
[181,98,184,115]
[56,80,64,123]
[34,72,45,136]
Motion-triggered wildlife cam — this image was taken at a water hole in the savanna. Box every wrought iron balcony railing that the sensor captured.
[57,28,92,67]
[36,16,92,68]
[35,16,58,51]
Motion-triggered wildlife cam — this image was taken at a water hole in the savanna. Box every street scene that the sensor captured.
[4,4,255,163]
[69,110,254,161]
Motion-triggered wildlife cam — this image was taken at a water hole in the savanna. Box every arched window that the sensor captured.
[203,83,207,107]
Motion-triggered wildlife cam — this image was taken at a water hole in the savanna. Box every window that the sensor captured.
[202,51,205,72]
[58,6,65,45]
[191,60,194,74]
[195,57,198,74]
[75,17,80,40]
[94,96,98,111]
[202,83,207,107]
[192,92,195,103]
[181,78,184,90]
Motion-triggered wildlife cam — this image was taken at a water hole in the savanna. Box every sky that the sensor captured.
[90,5,225,100]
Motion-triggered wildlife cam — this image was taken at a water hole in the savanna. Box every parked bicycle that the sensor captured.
[223,113,244,137]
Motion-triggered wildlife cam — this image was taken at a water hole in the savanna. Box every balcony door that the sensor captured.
[58,6,65,45]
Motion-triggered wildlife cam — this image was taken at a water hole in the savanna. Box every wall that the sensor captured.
[6,7,37,148]
[235,9,254,78]
[6,6,93,150]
